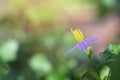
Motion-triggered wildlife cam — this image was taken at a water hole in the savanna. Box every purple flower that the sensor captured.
[66,28,98,55]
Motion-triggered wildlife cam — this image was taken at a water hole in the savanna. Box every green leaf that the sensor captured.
[80,70,88,80]
[100,44,120,61]
[100,52,115,61]
[110,44,120,54]
[100,65,110,80]
[88,69,100,80]
[74,65,88,79]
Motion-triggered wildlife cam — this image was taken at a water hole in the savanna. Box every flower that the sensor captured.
[66,28,98,55]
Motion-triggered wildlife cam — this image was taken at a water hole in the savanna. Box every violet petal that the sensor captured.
[84,37,98,42]
[65,44,78,55]
[77,42,87,51]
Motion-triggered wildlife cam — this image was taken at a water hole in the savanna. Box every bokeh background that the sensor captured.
[0,0,120,80]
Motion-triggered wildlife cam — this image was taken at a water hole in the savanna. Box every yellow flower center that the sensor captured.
[72,28,84,42]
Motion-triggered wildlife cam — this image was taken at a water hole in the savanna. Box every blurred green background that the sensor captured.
[0,0,120,80]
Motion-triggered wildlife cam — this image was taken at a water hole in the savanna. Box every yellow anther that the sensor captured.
[72,28,84,42]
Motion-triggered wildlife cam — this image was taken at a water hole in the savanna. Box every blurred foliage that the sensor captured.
[100,44,120,61]
[0,39,19,62]
[100,66,111,80]
[0,0,120,80]
[28,53,52,74]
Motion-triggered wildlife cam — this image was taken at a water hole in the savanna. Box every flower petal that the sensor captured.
[72,28,84,42]
[84,37,98,42]
[77,42,87,51]
[65,44,78,55]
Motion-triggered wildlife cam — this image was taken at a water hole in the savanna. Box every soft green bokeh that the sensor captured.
[0,39,19,62]
[28,53,52,74]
